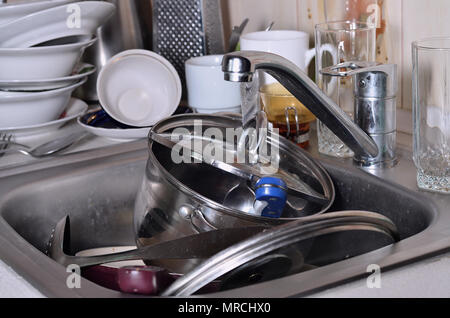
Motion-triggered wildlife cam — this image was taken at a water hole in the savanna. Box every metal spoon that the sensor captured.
[0,131,89,158]
[265,21,275,31]
[0,133,13,158]
[228,18,249,52]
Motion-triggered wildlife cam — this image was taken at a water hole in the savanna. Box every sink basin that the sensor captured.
[0,139,447,297]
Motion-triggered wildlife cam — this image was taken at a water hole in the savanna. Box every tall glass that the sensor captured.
[315,21,376,158]
[413,38,450,194]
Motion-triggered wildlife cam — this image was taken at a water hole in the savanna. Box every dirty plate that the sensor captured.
[77,109,151,141]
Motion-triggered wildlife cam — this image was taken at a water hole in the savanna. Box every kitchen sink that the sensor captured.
[0,138,448,298]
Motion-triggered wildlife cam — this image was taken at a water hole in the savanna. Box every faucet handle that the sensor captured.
[322,61,399,168]
[320,61,398,98]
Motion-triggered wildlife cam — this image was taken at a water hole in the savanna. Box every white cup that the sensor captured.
[240,30,319,84]
[185,55,242,114]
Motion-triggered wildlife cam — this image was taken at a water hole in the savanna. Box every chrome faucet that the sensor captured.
[222,51,379,159]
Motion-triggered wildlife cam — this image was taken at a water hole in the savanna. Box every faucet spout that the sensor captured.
[222,51,379,158]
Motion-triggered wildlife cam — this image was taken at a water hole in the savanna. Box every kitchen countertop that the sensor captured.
[0,117,449,298]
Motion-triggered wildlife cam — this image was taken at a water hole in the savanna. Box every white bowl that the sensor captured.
[0,78,87,128]
[185,55,241,111]
[0,1,115,48]
[97,49,182,127]
[0,37,96,81]
[0,0,71,27]
[0,63,96,91]
[1,98,88,137]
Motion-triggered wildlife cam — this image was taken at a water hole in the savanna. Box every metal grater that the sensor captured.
[152,0,225,94]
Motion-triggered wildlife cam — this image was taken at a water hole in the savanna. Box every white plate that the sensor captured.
[1,97,88,137]
[0,1,115,48]
[0,0,71,27]
[0,63,96,91]
[77,111,151,141]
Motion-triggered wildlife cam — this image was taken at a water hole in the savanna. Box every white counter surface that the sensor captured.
[0,119,449,298]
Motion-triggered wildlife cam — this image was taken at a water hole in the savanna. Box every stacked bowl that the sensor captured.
[0,0,115,130]
[77,49,183,141]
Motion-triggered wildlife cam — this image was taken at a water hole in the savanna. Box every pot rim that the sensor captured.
[148,113,335,225]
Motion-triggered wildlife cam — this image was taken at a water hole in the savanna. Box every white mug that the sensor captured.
[240,30,332,84]
[185,55,242,114]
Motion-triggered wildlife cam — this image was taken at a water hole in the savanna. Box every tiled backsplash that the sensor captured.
[223,0,450,111]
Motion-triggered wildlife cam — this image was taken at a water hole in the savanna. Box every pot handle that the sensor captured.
[179,205,217,233]
[191,209,217,233]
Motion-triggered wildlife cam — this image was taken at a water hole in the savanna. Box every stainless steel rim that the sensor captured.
[148,114,335,224]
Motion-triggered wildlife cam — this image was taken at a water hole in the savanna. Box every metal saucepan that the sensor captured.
[133,114,335,273]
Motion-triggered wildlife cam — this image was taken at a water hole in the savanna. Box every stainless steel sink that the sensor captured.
[0,138,448,298]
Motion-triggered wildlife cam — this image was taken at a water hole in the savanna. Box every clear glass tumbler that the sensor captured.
[413,38,450,194]
[260,83,316,149]
[315,21,376,158]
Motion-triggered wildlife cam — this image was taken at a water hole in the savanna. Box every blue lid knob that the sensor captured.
[255,177,287,219]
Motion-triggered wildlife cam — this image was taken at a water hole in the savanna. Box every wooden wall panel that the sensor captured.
[296,0,326,40]
[377,0,402,109]
[401,0,450,110]
[224,0,299,34]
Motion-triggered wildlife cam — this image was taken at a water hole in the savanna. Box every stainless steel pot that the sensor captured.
[134,114,335,273]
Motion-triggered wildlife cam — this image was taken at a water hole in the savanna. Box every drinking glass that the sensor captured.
[260,83,316,148]
[241,30,319,148]
[315,21,376,158]
[413,38,450,194]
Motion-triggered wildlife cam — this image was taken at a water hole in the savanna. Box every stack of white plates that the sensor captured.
[0,1,116,135]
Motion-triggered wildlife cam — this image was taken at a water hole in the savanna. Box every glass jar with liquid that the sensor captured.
[260,83,316,148]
